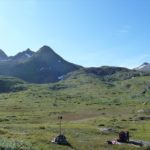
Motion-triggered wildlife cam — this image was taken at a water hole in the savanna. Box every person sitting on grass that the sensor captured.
[107,130,129,144]
[117,131,129,143]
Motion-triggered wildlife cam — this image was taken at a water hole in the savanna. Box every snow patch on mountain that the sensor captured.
[58,75,64,80]
[25,53,32,58]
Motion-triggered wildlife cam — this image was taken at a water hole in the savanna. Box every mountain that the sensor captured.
[0,49,8,61]
[0,46,81,83]
[65,66,146,82]
[1,45,149,84]
[11,48,34,63]
[134,62,150,71]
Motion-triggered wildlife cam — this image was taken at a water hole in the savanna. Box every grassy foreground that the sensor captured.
[0,73,150,150]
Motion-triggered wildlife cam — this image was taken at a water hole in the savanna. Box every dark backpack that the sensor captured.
[118,131,127,142]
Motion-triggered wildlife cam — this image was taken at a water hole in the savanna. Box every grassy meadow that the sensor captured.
[0,72,150,150]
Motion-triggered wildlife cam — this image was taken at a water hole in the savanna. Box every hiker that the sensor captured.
[117,131,129,143]
[107,130,130,144]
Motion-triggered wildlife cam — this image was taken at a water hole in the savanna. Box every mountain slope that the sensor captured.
[0,49,8,61]
[11,48,34,63]
[135,62,150,72]
[49,66,150,104]
[64,66,146,82]
[0,46,81,83]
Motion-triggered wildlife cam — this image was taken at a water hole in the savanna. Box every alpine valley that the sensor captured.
[0,46,150,150]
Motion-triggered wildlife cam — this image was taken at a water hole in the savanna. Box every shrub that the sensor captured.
[0,138,33,150]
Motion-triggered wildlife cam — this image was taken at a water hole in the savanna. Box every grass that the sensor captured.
[0,72,150,149]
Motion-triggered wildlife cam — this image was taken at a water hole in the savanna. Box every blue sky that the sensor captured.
[0,0,150,68]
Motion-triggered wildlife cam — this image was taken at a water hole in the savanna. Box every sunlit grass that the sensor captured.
[0,74,150,149]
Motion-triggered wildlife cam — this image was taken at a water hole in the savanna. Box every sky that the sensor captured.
[0,0,150,68]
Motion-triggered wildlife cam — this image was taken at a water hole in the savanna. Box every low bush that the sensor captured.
[0,138,33,150]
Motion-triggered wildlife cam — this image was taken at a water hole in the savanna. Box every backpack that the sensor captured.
[118,131,127,142]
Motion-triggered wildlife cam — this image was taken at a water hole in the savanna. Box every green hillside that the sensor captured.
[0,76,26,93]
[0,71,149,150]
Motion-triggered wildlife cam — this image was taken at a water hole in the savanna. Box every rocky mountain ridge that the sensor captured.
[0,45,81,83]
[0,46,150,83]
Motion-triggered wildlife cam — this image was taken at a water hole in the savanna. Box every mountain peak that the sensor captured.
[23,48,34,56]
[40,45,51,49]
[142,62,149,65]
[12,48,34,62]
[25,48,32,53]
[37,45,60,60]
[38,45,54,53]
